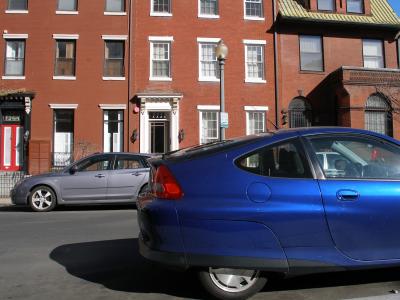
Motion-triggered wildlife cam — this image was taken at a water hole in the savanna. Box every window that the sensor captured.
[199,42,219,81]
[103,110,123,152]
[105,0,124,12]
[288,97,312,128]
[199,0,218,17]
[4,40,25,76]
[7,0,27,10]
[347,0,364,13]
[53,110,74,167]
[308,135,400,179]
[365,94,393,137]
[245,43,265,82]
[104,41,124,77]
[200,110,219,144]
[116,156,144,170]
[57,0,77,11]
[317,0,335,11]
[363,39,384,69]
[54,40,76,77]
[300,35,324,72]
[236,140,312,178]
[244,0,263,19]
[151,0,171,15]
[75,156,111,172]
[150,41,171,80]
[246,111,265,135]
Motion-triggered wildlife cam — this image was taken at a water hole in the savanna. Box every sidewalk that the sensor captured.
[0,198,11,206]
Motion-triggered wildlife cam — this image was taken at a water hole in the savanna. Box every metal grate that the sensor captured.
[0,171,28,199]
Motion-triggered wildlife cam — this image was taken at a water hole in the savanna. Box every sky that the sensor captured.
[387,0,400,16]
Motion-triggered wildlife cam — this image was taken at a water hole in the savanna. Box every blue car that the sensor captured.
[137,127,400,300]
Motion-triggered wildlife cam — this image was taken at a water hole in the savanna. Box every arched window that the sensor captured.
[288,97,312,128]
[365,94,393,137]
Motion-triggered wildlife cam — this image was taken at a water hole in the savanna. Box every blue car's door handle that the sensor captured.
[336,189,359,201]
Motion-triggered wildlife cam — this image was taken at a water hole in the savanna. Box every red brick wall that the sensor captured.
[278,25,399,134]
[0,0,130,172]
[130,0,276,151]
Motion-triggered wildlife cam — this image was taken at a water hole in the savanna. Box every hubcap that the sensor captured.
[32,189,53,210]
[209,268,260,293]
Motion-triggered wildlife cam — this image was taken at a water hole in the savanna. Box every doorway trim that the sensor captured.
[137,93,183,153]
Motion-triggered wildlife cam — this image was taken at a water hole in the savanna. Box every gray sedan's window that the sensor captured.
[308,136,400,179]
[76,157,110,172]
[116,157,143,170]
[236,140,312,178]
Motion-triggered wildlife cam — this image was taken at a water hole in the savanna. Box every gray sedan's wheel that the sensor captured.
[198,267,267,300]
[29,186,57,212]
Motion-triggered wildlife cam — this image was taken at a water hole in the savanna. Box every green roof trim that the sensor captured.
[279,0,400,28]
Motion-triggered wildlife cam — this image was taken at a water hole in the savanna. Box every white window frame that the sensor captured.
[197,37,220,82]
[363,39,385,69]
[243,40,266,83]
[149,36,173,81]
[150,0,172,17]
[244,106,268,135]
[52,108,75,167]
[244,0,264,21]
[104,0,126,15]
[198,105,220,144]
[56,0,78,14]
[102,108,125,153]
[6,0,28,13]
[198,0,219,19]
[2,34,28,80]
[299,35,324,72]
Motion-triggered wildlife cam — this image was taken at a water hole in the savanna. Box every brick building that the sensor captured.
[0,0,399,175]
[277,0,400,135]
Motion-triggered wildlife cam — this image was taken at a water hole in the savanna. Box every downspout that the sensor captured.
[273,0,280,128]
[127,0,132,152]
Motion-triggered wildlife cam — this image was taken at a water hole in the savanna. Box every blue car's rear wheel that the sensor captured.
[29,186,57,212]
[198,267,267,300]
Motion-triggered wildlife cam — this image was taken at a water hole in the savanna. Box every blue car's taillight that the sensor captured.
[153,165,183,200]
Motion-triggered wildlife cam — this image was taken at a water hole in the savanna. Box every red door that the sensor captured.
[0,125,23,171]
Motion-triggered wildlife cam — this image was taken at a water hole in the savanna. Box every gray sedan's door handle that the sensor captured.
[132,172,143,176]
[95,174,105,178]
[337,189,359,201]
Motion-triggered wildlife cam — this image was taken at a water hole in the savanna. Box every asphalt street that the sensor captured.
[1,204,400,300]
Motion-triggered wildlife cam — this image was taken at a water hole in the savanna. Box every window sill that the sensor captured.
[149,77,172,81]
[299,70,325,75]
[5,10,28,14]
[53,76,76,80]
[245,79,266,84]
[198,77,220,82]
[104,11,127,16]
[102,77,126,81]
[244,16,265,21]
[56,10,78,15]
[150,12,172,17]
[2,75,25,80]
[198,14,220,19]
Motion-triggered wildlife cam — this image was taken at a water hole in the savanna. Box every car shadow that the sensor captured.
[50,238,205,299]
[50,238,400,298]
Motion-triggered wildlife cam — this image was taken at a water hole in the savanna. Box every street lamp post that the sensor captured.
[216,40,228,141]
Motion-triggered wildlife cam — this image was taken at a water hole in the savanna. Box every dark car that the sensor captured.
[11,152,151,212]
[137,127,400,300]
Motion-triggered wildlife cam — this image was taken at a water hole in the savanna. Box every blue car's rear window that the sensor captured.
[163,133,273,160]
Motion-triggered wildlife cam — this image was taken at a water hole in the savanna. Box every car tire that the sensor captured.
[29,186,57,212]
[198,267,267,300]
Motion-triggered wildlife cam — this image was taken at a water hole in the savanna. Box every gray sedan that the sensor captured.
[11,153,151,212]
